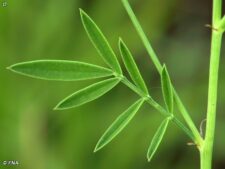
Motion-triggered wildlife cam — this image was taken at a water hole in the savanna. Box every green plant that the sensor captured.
[7,0,224,168]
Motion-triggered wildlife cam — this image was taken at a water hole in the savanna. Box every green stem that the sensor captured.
[201,32,222,169]
[121,77,195,141]
[201,0,223,168]
[122,0,203,146]
[218,15,225,31]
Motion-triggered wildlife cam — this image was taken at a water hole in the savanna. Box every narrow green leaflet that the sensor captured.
[119,39,148,95]
[55,77,120,110]
[94,98,145,152]
[161,65,174,113]
[8,60,113,81]
[80,9,122,75]
[147,118,170,162]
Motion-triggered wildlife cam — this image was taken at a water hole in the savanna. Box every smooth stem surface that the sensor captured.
[212,0,222,26]
[201,31,222,169]
[201,0,223,168]
[122,0,203,145]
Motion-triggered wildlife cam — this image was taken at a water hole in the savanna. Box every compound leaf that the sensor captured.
[119,38,148,95]
[55,77,120,110]
[94,98,145,152]
[147,118,170,162]
[80,9,122,75]
[8,60,113,81]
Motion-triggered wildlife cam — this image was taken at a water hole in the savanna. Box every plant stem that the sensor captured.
[201,31,222,169]
[122,0,203,146]
[121,76,195,141]
[201,0,223,168]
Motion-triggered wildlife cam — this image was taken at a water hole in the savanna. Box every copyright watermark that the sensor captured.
[1,160,19,166]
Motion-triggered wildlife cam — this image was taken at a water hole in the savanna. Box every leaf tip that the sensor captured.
[118,38,126,56]
[94,143,102,153]
[79,8,89,22]
[7,64,18,71]
[53,103,65,111]
[6,66,12,70]
[79,8,84,15]
[53,106,59,111]
[162,64,166,71]
[118,37,125,47]
[79,8,88,22]
[93,147,99,153]
[118,37,123,44]
[147,153,152,162]
[162,64,169,78]
[54,96,76,110]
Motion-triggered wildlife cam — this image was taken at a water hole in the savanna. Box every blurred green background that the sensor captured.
[0,0,225,168]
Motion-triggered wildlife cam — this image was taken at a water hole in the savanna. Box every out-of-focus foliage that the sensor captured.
[0,0,224,169]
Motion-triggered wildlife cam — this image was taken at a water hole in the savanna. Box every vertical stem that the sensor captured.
[201,32,222,169]
[201,0,223,169]
[212,0,222,25]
